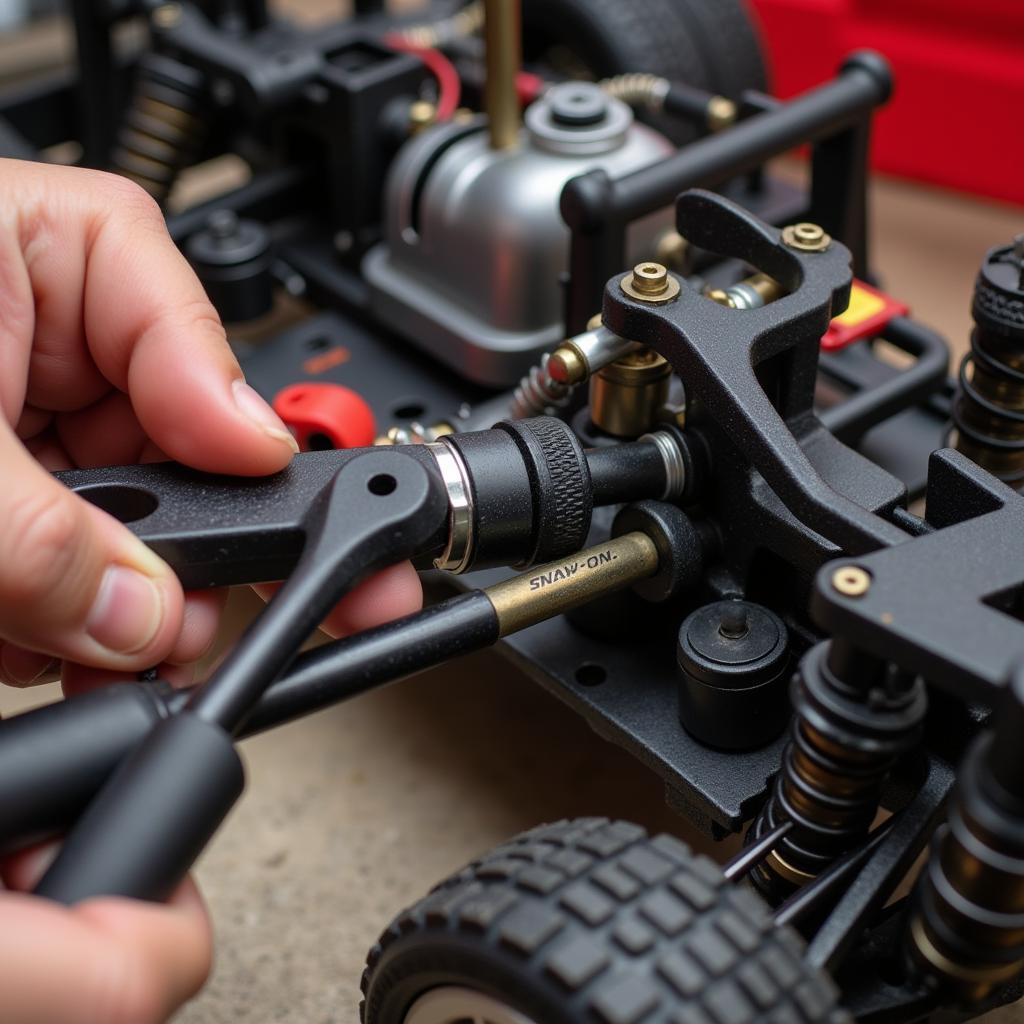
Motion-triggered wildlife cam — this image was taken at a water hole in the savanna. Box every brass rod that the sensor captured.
[486,532,659,636]
[483,0,521,150]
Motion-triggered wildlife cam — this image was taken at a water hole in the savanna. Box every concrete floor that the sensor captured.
[2,3,1024,1018]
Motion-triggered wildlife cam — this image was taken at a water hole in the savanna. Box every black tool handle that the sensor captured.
[0,592,499,855]
[34,714,244,904]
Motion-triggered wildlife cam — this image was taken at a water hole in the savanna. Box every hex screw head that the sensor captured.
[831,565,871,597]
[783,222,832,253]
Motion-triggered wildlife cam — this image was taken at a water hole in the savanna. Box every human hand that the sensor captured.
[0,844,212,1024]
[0,159,422,1021]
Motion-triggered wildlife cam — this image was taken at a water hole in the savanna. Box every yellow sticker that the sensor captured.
[834,283,885,326]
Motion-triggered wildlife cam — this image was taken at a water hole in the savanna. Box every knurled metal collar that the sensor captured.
[427,439,474,573]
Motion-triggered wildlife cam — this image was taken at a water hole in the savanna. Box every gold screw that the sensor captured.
[409,101,437,132]
[620,262,681,304]
[152,2,182,28]
[831,565,871,598]
[783,222,831,253]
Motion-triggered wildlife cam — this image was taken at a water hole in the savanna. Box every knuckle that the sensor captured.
[171,297,227,343]
[90,172,164,228]
[0,488,82,605]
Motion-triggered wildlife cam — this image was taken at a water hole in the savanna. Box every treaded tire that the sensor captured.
[361,818,851,1024]
[521,0,768,143]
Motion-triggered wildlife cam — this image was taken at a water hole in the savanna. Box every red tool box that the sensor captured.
[748,0,1024,206]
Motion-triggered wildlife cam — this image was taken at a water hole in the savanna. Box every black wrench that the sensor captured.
[34,450,446,904]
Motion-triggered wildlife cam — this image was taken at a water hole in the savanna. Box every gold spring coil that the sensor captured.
[111,55,207,206]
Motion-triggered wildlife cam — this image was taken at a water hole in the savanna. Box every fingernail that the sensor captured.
[232,379,299,453]
[0,645,57,687]
[86,566,166,655]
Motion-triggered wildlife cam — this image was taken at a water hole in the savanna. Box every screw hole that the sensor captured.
[368,474,397,496]
[75,484,158,524]
[574,663,606,687]
[306,336,330,351]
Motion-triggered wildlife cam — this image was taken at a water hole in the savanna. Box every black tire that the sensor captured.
[521,0,768,143]
[362,818,850,1024]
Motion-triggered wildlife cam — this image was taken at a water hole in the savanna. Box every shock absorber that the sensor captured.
[111,53,208,206]
[952,235,1024,489]
[749,638,927,895]
[907,667,1024,1002]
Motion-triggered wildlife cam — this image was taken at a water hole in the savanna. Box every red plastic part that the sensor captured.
[747,0,1024,205]
[272,383,377,452]
[821,278,909,351]
[383,35,462,120]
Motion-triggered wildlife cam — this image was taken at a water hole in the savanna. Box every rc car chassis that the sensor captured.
[1,2,1023,1022]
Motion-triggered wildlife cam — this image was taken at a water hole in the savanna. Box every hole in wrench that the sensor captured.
[74,483,158,524]
[368,474,397,496]
[574,663,606,687]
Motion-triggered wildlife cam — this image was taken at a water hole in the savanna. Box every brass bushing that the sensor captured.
[621,262,681,304]
[782,222,831,253]
[590,348,671,438]
[831,565,871,598]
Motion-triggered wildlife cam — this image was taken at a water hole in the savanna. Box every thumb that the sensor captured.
[0,422,183,669]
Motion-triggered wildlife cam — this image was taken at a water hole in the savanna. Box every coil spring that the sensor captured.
[509,353,573,419]
[398,1,484,49]
[599,73,670,112]
[111,53,207,206]
[952,335,1024,489]
[908,670,1024,1003]
[749,641,927,895]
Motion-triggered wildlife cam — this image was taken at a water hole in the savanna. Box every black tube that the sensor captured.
[617,53,890,224]
[242,591,498,733]
[0,593,498,856]
[586,441,667,506]
[561,52,892,332]
[663,81,721,125]
[0,684,171,856]
[819,317,950,445]
[36,714,244,904]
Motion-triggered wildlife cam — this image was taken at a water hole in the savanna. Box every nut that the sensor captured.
[831,565,871,598]
[783,222,831,253]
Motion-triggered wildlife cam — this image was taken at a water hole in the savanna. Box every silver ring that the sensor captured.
[640,430,686,501]
[427,439,474,573]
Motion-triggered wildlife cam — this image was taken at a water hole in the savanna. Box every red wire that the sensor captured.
[384,34,462,121]
[516,70,546,105]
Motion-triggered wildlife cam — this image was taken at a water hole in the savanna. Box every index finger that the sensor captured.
[3,160,296,475]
